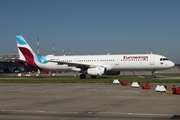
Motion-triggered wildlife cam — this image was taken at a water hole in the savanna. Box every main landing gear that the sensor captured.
[79,74,97,79]
[80,74,86,79]
[151,71,156,78]
[90,75,97,78]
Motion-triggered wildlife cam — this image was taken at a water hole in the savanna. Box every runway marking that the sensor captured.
[100,112,174,116]
[1,110,174,117]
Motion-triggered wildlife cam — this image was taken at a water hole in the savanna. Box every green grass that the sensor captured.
[0,75,180,83]
[157,73,180,77]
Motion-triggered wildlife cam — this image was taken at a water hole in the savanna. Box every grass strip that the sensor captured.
[0,75,179,83]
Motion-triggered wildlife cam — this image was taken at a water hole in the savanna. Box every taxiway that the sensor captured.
[0,83,180,120]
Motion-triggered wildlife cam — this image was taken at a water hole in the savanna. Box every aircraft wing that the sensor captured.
[48,60,101,70]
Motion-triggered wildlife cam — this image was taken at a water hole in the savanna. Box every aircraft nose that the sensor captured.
[169,61,175,68]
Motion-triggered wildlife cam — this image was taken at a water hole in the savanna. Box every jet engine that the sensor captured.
[87,67,106,76]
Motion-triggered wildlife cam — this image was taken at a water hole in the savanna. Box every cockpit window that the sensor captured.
[160,58,169,61]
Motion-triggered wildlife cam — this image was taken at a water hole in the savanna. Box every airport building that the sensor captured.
[0,54,34,73]
[0,54,18,62]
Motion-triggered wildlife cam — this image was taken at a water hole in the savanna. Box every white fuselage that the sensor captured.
[15,35,175,78]
[35,54,174,72]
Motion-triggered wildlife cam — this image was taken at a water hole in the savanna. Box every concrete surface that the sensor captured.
[0,83,180,120]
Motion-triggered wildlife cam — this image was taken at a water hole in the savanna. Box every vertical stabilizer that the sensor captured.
[16,36,36,56]
[16,36,38,67]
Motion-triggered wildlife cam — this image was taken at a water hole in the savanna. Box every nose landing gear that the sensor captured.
[151,71,156,78]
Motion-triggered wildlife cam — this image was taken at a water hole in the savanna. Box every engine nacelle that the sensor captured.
[87,67,106,76]
[71,67,81,72]
[106,71,120,75]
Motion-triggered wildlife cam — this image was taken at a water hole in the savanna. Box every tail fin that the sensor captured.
[16,36,38,67]
[16,36,26,62]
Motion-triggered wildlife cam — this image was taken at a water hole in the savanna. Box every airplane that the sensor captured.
[15,35,175,79]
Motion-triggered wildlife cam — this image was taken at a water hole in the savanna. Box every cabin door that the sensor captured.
[114,58,119,65]
[150,54,155,65]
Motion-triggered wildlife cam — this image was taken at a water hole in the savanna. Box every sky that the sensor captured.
[0,0,180,63]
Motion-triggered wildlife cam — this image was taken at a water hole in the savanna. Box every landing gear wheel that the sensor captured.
[152,75,156,78]
[80,74,86,79]
[151,71,156,78]
[91,75,97,78]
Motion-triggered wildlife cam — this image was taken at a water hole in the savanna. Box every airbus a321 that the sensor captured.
[15,35,174,79]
